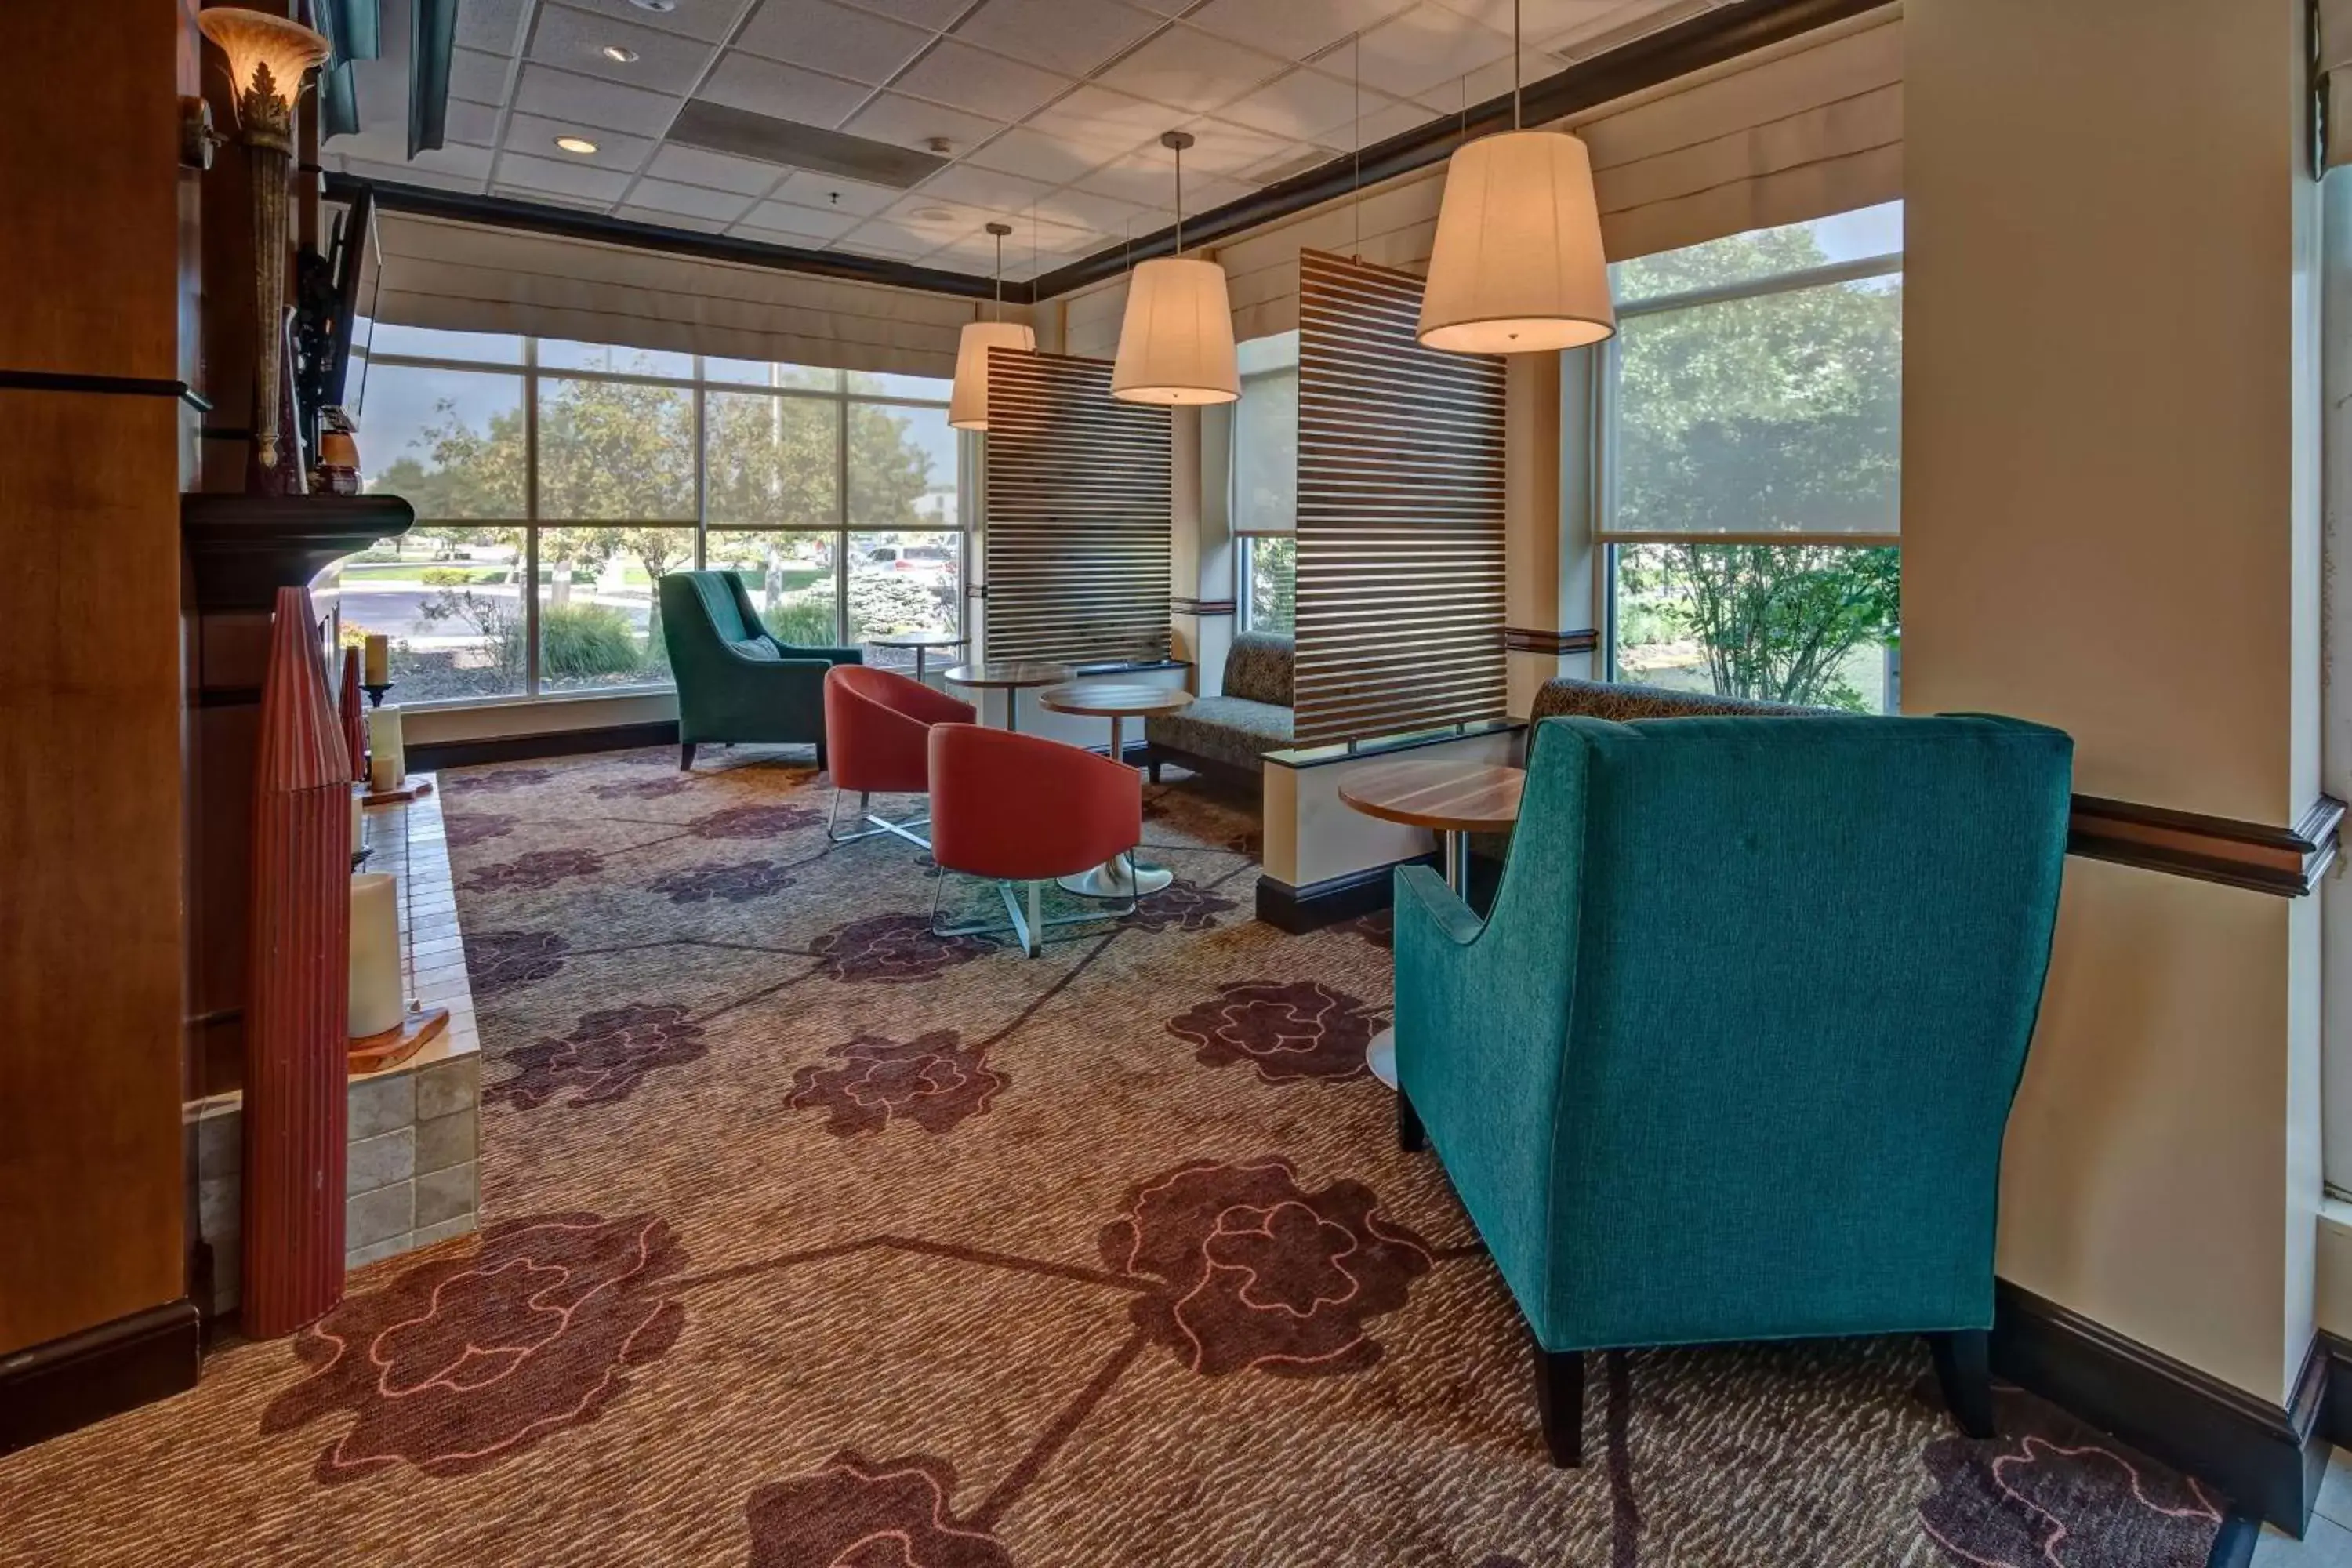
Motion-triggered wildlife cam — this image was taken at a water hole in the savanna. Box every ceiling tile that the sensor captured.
[916,162,1055,213]
[1432,0,1646,40]
[1436,45,1567,110]
[612,203,732,231]
[882,194,1000,233]
[493,186,615,212]
[962,125,1127,186]
[833,0,969,27]
[456,0,529,53]
[840,91,1005,154]
[1241,141,1336,183]
[553,0,750,44]
[492,150,637,201]
[770,169,902,215]
[448,46,516,105]
[644,142,789,194]
[503,111,657,169]
[953,0,1163,79]
[1072,144,1254,211]
[1096,24,1287,114]
[334,158,486,194]
[893,40,1073,123]
[1121,0,1192,14]
[1544,0,1708,58]
[1029,83,1182,143]
[328,134,499,182]
[1185,0,1415,64]
[740,199,866,239]
[514,62,684,136]
[528,5,719,96]
[1214,66,1388,146]
[833,221,945,260]
[626,177,760,221]
[1029,183,1148,233]
[697,52,872,127]
[736,0,933,83]
[445,98,503,146]
[1319,93,1438,144]
[1174,117,1301,178]
[1352,3,1511,100]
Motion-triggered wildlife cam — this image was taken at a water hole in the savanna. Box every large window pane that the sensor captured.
[847,531,960,659]
[537,527,694,691]
[536,376,696,521]
[1610,200,1903,305]
[537,339,695,379]
[705,390,837,528]
[849,401,956,528]
[706,358,839,390]
[1611,541,1898,713]
[1243,535,1295,634]
[707,531,840,645]
[340,524,527,701]
[360,364,526,519]
[846,370,951,401]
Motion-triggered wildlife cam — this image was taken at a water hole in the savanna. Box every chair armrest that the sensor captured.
[776,643,863,666]
[1394,863,1483,949]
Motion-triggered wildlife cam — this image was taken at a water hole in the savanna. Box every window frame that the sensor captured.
[358,338,964,708]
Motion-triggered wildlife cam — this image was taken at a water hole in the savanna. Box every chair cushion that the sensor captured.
[1221,633,1294,707]
[732,637,780,662]
[1146,695,1293,773]
[1529,677,1816,723]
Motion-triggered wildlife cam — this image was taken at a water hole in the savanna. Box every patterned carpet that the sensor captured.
[3,746,2245,1566]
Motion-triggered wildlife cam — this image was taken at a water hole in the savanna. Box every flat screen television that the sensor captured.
[294,187,381,438]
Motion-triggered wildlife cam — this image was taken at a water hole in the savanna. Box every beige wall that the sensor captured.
[1905,0,2323,1402]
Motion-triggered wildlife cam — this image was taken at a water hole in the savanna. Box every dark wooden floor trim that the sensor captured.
[408,720,683,772]
[1257,860,1431,932]
[1503,627,1601,655]
[0,1300,201,1455]
[1991,1281,2326,1534]
[2068,793,2343,897]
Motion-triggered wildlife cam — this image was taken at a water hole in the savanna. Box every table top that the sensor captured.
[940,659,1075,689]
[1338,760,1525,833]
[865,629,967,649]
[1038,682,1196,719]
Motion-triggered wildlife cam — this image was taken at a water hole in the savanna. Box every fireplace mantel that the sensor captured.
[180,493,415,612]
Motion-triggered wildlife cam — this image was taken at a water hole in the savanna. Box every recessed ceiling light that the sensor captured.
[628,0,676,10]
[912,206,956,224]
[554,135,600,155]
[601,44,640,63]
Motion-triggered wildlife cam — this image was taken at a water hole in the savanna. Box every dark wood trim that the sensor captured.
[2067,793,2343,897]
[326,176,1014,303]
[408,720,681,773]
[193,684,266,710]
[1503,627,1601,655]
[1991,1280,2324,1534]
[182,493,417,612]
[0,370,212,412]
[1029,0,1889,300]
[0,1300,201,1456]
[1256,858,1437,933]
[1172,597,1237,616]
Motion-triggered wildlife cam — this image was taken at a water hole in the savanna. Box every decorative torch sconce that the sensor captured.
[196,6,332,474]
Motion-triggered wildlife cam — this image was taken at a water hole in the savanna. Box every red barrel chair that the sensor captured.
[927,724,1143,956]
[822,665,975,848]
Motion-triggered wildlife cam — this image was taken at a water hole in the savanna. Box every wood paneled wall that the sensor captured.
[0,0,201,1359]
[981,347,1173,665]
[1293,249,1508,745]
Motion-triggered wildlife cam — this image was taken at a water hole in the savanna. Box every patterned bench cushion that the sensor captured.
[1224,632,1294,707]
[1147,696,1294,774]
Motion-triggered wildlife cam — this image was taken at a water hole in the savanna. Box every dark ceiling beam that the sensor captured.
[321,175,1011,302]
[1027,0,1889,302]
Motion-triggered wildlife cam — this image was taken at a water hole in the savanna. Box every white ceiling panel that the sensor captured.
[456,0,529,54]
[513,62,684,136]
[643,142,790,194]
[626,177,761,221]
[1072,145,1254,212]
[1027,183,1150,234]
[770,170,902,216]
[444,98,504,147]
[1175,117,1309,178]
[612,203,731,231]
[739,199,867,239]
[892,41,1073,124]
[1436,46,1569,110]
[840,91,1007,154]
[962,125,1127,186]
[834,0,971,28]
[698,51,872,127]
[1185,0,1416,64]
[735,0,935,84]
[1353,4,1512,101]
[835,220,944,260]
[337,157,485,194]
[504,112,658,169]
[1095,25,1287,114]
[953,0,1163,79]
[494,150,637,201]
[1027,83,1183,144]
[1215,67,1386,147]
[528,5,719,96]
[554,0,752,44]
[916,162,1054,213]
[1434,0,1657,42]
[448,46,517,105]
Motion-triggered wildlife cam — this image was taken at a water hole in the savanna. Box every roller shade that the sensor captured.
[1231,331,1298,535]
[1079,6,1901,341]
[373,211,1001,378]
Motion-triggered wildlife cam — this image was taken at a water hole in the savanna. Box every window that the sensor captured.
[1232,332,1298,635]
[1599,202,1904,713]
[353,334,962,702]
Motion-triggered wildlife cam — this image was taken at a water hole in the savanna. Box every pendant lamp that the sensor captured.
[949,222,1035,431]
[1417,0,1614,355]
[1112,132,1239,405]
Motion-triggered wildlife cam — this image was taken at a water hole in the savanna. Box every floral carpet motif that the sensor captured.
[0,746,2241,1567]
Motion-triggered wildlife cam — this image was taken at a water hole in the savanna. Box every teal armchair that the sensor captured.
[658,572,862,771]
[1393,713,2072,1465]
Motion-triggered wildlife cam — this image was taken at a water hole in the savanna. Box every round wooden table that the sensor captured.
[939,660,1074,732]
[865,629,966,682]
[1036,681,1194,898]
[1336,759,1526,1087]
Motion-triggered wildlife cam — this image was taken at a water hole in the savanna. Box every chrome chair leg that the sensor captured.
[931,873,1136,957]
[829,787,932,849]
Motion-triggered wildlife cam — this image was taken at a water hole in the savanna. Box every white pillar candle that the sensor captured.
[368,706,404,793]
[350,786,363,857]
[349,872,403,1039]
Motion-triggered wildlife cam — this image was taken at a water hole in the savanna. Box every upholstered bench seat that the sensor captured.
[1145,631,1294,782]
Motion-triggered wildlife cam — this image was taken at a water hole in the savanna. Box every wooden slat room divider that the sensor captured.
[982,347,1172,665]
[1294,249,1508,745]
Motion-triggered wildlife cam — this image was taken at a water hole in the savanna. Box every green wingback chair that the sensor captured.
[658,571,862,771]
[1393,712,2072,1465]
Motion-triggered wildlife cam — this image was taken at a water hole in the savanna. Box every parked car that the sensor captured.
[862,544,955,588]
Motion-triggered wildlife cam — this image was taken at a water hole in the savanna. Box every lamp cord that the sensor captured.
[1174,140,1185,254]
[992,229,1003,322]
[1513,0,1523,130]
[1352,31,1362,260]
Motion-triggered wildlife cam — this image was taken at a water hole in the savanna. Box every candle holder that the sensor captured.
[361,682,392,709]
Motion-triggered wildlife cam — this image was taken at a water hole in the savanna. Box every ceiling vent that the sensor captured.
[669,100,949,189]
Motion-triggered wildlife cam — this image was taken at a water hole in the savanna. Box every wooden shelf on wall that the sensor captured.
[181,492,416,611]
